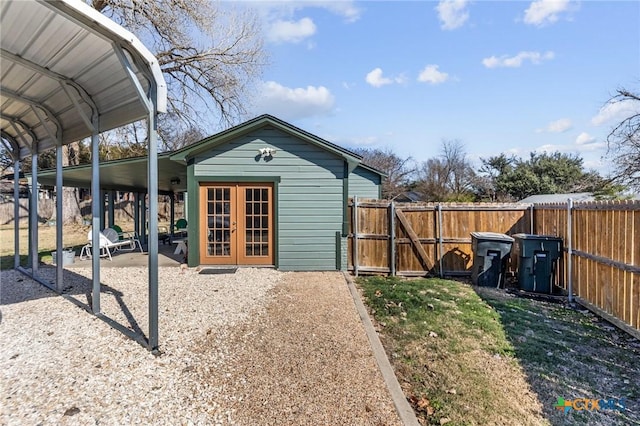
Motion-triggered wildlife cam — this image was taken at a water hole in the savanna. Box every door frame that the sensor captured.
[190,175,280,267]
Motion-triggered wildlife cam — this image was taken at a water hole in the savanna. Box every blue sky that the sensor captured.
[243,1,639,175]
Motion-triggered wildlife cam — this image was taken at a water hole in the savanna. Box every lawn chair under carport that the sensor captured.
[80,228,142,261]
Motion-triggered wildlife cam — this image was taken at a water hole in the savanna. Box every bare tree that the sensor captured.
[352,148,416,199]
[415,139,477,201]
[90,0,266,131]
[606,88,640,190]
[35,1,266,223]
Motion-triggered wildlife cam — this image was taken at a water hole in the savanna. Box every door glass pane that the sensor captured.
[206,186,232,257]
[244,186,270,258]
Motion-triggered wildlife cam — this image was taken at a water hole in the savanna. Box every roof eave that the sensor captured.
[170,115,363,164]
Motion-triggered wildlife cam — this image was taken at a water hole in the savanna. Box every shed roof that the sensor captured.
[170,114,364,165]
[1,0,167,160]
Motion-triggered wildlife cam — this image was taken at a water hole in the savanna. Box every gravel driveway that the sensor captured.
[0,267,400,425]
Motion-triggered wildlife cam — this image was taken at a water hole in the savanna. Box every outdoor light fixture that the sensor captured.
[170,177,180,185]
[258,147,276,157]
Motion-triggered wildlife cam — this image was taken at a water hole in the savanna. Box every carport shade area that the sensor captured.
[0,0,167,351]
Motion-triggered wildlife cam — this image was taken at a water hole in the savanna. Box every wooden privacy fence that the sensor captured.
[348,198,533,276]
[348,197,640,333]
[534,200,639,332]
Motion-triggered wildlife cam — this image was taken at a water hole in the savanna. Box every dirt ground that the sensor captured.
[194,271,402,425]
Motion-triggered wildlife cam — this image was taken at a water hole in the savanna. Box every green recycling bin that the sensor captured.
[512,234,563,294]
[470,232,514,288]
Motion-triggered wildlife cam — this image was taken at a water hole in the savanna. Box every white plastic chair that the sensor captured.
[79,228,141,261]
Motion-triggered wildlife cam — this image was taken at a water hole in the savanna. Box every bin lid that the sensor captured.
[470,232,514,242]
[512,233,562,241]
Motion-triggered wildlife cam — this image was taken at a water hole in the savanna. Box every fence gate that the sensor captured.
[348,197,532,277]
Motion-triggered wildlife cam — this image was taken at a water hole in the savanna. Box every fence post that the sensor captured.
[353,196,359,277]
[567,198,574,304]
[437,203,444,278]
[529,204,534,234]
[389,200,396,276]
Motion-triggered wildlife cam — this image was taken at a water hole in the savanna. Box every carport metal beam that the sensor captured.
[2,0,166,353]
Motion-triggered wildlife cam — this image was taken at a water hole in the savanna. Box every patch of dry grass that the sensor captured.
[0,221,156,269]
[358,276,639,426]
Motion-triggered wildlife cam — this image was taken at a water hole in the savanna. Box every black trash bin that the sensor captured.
[470,232,514,288]
[512,234,563,294]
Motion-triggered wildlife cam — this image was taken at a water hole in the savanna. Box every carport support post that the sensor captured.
[100,191,105,231]
[55,140,63,290]
[147,101,159,352]
[29,148,38,273]
[91,128,101,314]
[170,192,175,238]
[108,191,115,228]
[134,192,140,237]
[141,195,147,246]
[13,157,20,269]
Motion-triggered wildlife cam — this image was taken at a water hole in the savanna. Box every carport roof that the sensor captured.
[37,153,187,194]
[1,0,167,160]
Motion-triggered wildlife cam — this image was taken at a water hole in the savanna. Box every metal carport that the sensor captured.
[0,0,167,351]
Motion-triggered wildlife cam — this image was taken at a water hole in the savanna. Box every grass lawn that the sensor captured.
[0,222,143,270]
[357,276,639,426]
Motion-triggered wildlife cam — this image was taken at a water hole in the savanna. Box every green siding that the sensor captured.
[192,127,345,271]
[349,165,381,199]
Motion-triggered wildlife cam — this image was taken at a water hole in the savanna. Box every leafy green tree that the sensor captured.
[489,151,613,201]
[477,154,517,201]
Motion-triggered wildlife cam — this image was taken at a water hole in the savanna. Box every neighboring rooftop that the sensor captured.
[519,193,596,204]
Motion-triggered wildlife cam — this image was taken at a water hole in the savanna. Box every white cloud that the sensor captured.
[482,51,555,68]
[267,17,316,43]
[253,81,335,120]
[575,132,596,145]
[537,118,572,133]
[365,68,405,88]
[314,1,361,22]
[524,0,572,27]
[591,99,638,126]
[366,68,392,87]
[257,1,362,23]
[435,0,470,30]
[417,65,449,85]
[574,132,605,151]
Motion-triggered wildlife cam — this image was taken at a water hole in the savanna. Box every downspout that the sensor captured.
[353,195,359,277]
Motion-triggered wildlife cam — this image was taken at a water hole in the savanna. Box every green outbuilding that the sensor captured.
[173,115,383,270]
